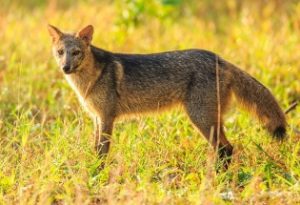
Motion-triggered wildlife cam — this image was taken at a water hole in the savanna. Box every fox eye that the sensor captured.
[57,49,64,56]
[72,50,81,56]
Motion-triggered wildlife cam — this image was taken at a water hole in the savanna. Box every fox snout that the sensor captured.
[62,65,72,74]
[59,56,82,74]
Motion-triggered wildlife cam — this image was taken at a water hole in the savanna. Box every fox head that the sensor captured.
[47,25,94,74]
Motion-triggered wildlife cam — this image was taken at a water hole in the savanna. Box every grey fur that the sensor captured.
[48,25,287,169]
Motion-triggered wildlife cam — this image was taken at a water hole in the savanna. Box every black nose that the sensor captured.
[62,65,71,73]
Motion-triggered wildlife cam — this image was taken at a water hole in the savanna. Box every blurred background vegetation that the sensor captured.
[0,0,299,204]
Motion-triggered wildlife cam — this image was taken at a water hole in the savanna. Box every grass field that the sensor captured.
[0,0,300,204]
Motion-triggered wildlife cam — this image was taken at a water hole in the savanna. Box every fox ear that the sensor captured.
[77,25,94,44]
[47,24,63,42]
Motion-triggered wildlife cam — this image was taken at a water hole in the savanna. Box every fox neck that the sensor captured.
[65,49,101,100]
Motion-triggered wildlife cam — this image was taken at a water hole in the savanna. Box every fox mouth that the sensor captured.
[64,69,75,74]
[63,66,78,74]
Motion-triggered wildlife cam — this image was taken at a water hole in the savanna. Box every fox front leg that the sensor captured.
[94,117,100,152]
[94,117,114,158]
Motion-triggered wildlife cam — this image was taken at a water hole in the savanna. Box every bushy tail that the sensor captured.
[228,63,287,139]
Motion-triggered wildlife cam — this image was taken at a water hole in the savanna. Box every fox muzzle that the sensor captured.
[62,65,72,74]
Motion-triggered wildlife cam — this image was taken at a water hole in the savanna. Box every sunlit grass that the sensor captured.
[0,1,299,204]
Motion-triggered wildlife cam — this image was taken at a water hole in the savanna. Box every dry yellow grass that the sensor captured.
[0,0,299,204]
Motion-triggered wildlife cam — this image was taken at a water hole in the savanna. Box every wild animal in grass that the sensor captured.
[48,25,287,169]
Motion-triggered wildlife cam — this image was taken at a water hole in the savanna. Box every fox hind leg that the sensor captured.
[184,91,233,169]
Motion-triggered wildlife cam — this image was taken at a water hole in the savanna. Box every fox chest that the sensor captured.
[65,78,101,117]
[76,93,101,117]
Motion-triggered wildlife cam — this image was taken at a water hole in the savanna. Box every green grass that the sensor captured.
[0,0,300,204]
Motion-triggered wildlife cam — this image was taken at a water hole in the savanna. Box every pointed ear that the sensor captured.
[77,25,94,44]
[47,24,63,42]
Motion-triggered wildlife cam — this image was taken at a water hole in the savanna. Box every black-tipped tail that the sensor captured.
[228,63,287,139]
[273,126,286,141]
